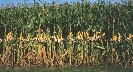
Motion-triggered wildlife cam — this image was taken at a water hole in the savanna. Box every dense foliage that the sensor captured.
[0,0,133,67]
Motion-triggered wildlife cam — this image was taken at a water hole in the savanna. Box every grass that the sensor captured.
[0,65,133,72]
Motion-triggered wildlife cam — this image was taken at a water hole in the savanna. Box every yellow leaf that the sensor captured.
[84,31,86,38]
[129,33,132,39]
[86,31,89,36]
[113,35,117,41]
[43,34,46,39]
[118,32,121,37]
[20,34,23,40]
[102,32,105,37]
[95,31,99,37]
[56,35,59,39]
[93,33,96,38]
[79,32,82,38]
[69,31,73,37]
[77,31,80,36]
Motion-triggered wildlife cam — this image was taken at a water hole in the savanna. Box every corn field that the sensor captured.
[0,0,133,68]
